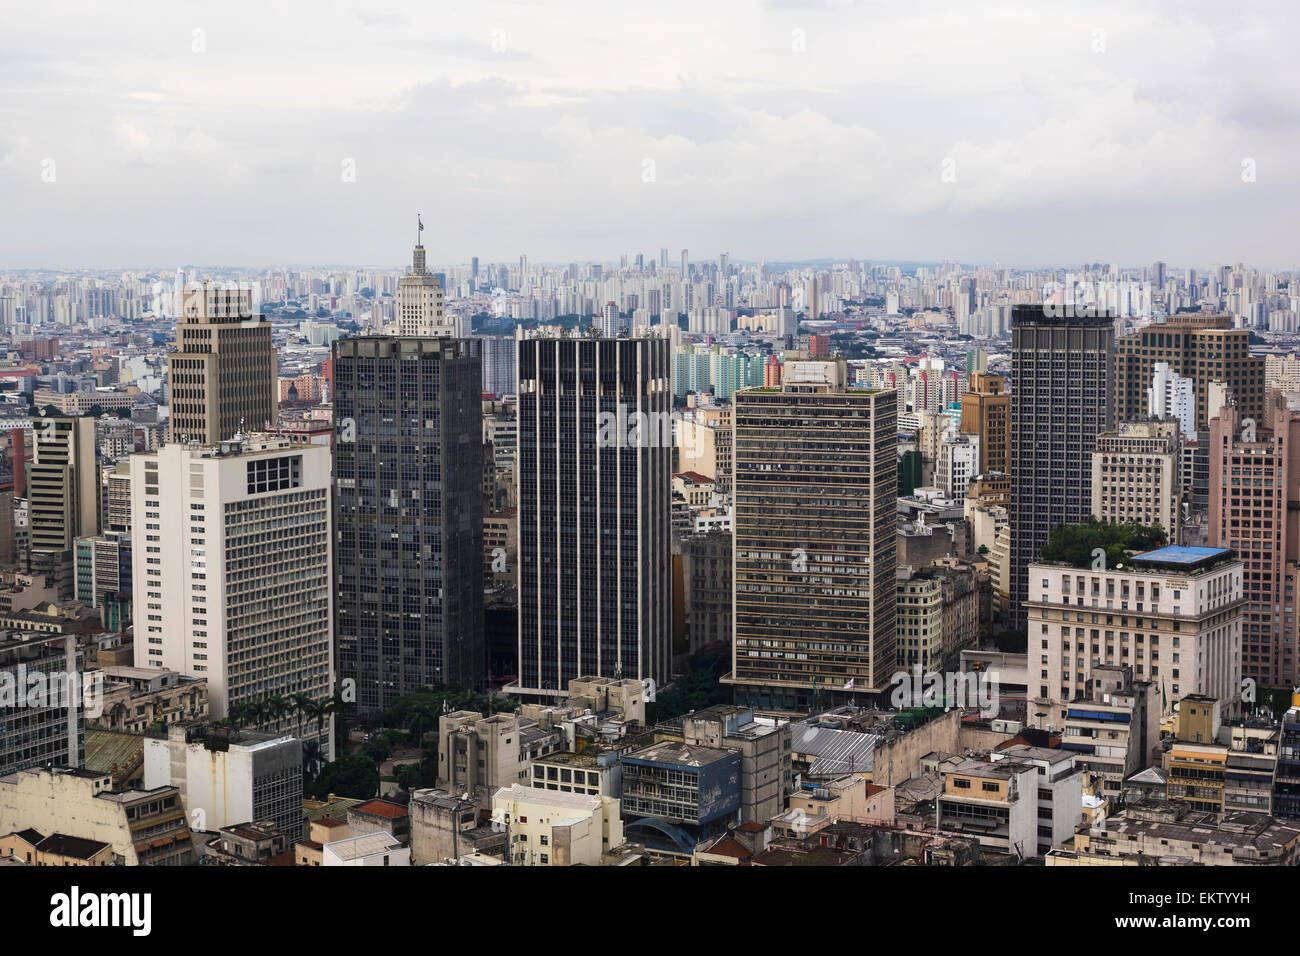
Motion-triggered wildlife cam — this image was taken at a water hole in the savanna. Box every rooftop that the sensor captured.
[1131,546,1234,570]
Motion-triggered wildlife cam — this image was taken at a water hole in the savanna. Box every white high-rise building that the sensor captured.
[1149,362,1196,438]
[131,435,333,751]
[936,429,980,501]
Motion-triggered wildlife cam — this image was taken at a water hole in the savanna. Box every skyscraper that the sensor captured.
[512,331,672,701]
[1114,313,1263,431]
[167,281,277,445]
[728,359,898,709]
[1209,396,1300,689]
[130,435,334,751]
[333,335,484,716]
[1009,305,1114,624]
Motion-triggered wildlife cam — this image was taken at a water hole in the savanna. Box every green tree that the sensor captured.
[308,754,378,800]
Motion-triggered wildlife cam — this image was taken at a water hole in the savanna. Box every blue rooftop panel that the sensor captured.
[1131,546,1231,566]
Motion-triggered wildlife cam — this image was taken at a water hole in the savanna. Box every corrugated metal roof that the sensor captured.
[791,723,879,776]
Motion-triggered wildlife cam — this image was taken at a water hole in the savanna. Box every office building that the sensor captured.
[1028,545,1243,729]
[143,722,304,843]
[167,281,277,445]
[333,335,485,714]
[1114,313,1264,431]
[0,631,84,775]
[1209,397,1300,688]
[396,237,453,337]
[1090,419,1182,542]
[28,416,98,598]
[729,359,897,708]
[130,435,332,750]
[513,332,672,700]
[959,371,1010,476]
[1009,305,1114,624]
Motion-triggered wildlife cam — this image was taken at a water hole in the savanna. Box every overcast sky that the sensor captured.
[1,0,1297,270]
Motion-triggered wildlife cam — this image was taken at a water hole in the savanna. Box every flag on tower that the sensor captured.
[418,215,424,233]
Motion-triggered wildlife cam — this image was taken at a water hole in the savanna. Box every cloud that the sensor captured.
[0,0,1297,267]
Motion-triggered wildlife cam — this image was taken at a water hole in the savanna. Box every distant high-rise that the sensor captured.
[513,332,672,701]
[728,359,898,708]
[167,281,277,446]
[1114,313,1263,431]
[396,236,453,337]
[29,416,99,598]
[681,249,689,278]
[960,371,1010,478]
[1009,305,1114,624]
[334,335,485,715]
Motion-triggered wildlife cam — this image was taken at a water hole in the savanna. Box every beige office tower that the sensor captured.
[727,359,898,710]
[29,416,99,598]
[1090,419,1183,542]
[396,240,454,336]
[131,435,334,754]
[167,281,277,445]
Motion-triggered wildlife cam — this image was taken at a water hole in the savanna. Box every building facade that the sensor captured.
[333,335,485,713]
[513,333,672,699]
[729,359,898,708]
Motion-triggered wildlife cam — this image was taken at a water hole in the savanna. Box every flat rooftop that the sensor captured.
[1131,546,1232,569]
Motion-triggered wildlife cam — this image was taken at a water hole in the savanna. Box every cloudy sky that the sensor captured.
[1,0,1296,270]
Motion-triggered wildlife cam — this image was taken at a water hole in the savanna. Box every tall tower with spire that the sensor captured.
[396,214,454,336]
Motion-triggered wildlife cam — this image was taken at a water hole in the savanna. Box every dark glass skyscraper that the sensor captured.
[513,332,672,701]
[333,335,484,716]
[1009,304,1114,625]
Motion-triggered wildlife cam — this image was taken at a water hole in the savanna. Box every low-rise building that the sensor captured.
[143,722,303,843]
[620,740,741,851]
[0,765,191,865]
[1059,664,1159,800]
[491,783,624,866]
[936,757,1038,860]
[322,830,409,866]
[1048,801,1300,866]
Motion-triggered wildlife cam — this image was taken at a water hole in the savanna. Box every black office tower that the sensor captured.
[334,336,484,716]
[1009,304,1114,626]
[513,332,672,701]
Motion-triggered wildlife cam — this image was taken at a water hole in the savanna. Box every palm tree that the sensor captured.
[291,693,314,737]
[266,695,291,729]
[302,739,326,778]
